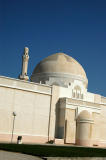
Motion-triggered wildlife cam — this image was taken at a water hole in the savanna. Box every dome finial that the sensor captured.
[24,47,29,54]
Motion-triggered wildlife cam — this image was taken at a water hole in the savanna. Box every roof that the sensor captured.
[32,53,88,82]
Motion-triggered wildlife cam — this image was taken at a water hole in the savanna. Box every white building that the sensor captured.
[0,47,106,147]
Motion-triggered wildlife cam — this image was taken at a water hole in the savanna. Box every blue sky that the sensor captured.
[0,0,106,96]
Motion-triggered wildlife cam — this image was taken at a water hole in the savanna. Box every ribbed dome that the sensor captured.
[31,53,88,87]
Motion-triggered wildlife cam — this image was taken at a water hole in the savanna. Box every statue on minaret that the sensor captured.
[19,47,29,81]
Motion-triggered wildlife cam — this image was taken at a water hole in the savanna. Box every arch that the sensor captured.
[74,85,81,91]
[72,85,83,99]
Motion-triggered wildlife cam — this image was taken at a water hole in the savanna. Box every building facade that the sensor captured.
[0,47,106,147]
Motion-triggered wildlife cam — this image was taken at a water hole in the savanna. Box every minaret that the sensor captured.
[19,47,29,80]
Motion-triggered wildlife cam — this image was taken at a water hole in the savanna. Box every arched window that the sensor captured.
[72,85,83,99]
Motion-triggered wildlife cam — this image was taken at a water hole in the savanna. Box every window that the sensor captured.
[72,86,83,99]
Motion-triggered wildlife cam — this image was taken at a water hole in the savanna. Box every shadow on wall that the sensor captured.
[55,100,64,139]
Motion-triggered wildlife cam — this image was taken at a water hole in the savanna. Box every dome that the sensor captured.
[31,53,88,87]
[77,110,92,121]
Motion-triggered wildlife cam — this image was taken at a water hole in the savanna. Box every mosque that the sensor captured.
[0,47,106,147]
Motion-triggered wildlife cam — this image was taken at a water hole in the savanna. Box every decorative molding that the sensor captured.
[0,76,51,87]
[0,84,51,96]
[0,76,52,95]
[31,72,88,84]
[65,98,101,114]
[77,119,94,123]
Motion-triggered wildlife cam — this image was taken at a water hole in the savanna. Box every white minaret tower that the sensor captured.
[19,47,29,80]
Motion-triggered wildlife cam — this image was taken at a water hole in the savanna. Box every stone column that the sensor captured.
[48,85,60,141]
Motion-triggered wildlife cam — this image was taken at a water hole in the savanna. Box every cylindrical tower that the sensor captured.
[76,110,94,146]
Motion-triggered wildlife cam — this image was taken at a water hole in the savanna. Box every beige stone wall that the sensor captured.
[92,112,100,146]
[48,85,60,140]
[65,97,101,146]
[91,102,106,147]
[99,105,106,146]
[0,76,51,95]
[94,94,101,104]
[1,76,106,147]
[0,76,52,143]
[65,109,76,144]
[0,133,48,144]
[101,97,106,104]
[98,96,106,146]
[86,92,94,102]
